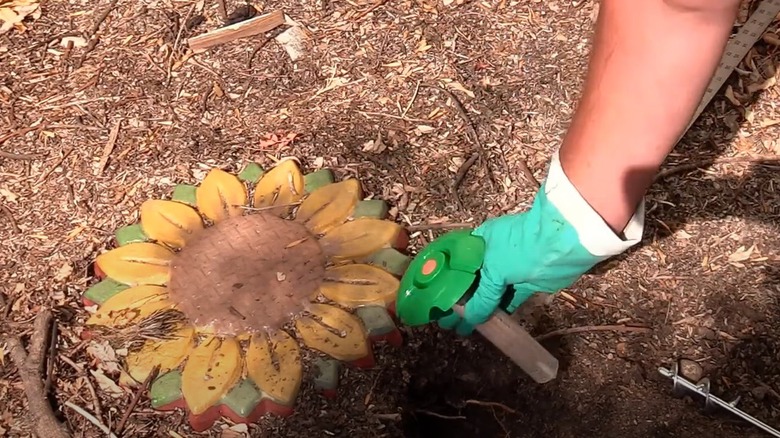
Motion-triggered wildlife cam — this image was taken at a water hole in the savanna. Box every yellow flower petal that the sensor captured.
[140,199,204,249]
[245,331,302,405]
[252,159,304,216]
[196,168,248,223]
[182,337,242,415]
[295,179,361,234]
[295,304,369,362]
[319,218,402,260]
[96,242,173,286]
[86,285,174,327]
[121,326,195,385]
[319,264,399,308]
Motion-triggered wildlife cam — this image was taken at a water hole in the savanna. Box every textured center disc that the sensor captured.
[168,212,326,336]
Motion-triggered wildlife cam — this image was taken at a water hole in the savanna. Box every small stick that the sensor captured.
[401,80,421,118]
[64,401,117,438]
[517,159,539,188]
[464,399,516,414]
[75,0,120,69]
[95,120,121,175]
[187,10,285,54]
[166,3,197,86]
[421,84,483,209]
[6,309,69,438]
[35,147,74,186]
[655,156,780,180]
[416,409,466,420]
[83,373,104,421]
[44,321,58,394]
[535,324,652,342]
[406,222,473,232]
[115,365,160,436]
[1,204,20,233]
[0,150,39,160]
[247,35,273,69]
[215,0,228,23]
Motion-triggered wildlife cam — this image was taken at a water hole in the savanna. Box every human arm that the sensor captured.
[442,0,742,334]
[560,0,742,232]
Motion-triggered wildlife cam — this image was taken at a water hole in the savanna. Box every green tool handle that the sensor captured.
[452,304,559,384]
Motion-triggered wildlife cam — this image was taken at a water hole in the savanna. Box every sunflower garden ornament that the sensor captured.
[82,158,410,431]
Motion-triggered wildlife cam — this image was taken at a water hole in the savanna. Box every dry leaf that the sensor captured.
[53,262,73,282]
[86,340,121,374]
[416,37,431,52]
[0,0,40,34]
[221,424,249,438]
[728,244,755,263]
[747,75,776,93]
[0,186,18,203]
[415,125,435,134]
[442,79,475,98]
[90,369,125,397]
[725,85,741,107]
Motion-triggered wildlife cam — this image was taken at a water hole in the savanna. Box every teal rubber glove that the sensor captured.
[439,151,645,335]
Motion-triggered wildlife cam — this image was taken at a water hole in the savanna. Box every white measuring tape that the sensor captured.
[685,0,780,133]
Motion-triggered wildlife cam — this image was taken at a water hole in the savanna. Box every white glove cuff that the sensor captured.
[543,150,645,258]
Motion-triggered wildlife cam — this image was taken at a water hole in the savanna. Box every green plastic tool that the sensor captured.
[396,229,559,384]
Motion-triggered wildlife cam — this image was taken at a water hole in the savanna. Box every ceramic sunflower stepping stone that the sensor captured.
[82,159,412,432]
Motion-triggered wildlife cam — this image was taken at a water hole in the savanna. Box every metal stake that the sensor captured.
[659,364,780,437]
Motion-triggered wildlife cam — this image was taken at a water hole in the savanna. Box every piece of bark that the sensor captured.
[7,308,69,438]
[187,10,285,54]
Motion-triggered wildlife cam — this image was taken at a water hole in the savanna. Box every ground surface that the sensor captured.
[2,0,780,437]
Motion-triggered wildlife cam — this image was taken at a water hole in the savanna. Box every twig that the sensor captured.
[96,120,121,175]
[406,222,473,232]
[238,202,302,212]
[247,35,273,69]
[187,10,285,54]
[416,409,466,420]
[65,401,117,438]
[464,399,516,414]
[1,204,20,233]
[75,0,120,69]
[535,324,652,342]
[353,0,389,20]
[83,373,104,421]
[452,152,479,210]
[115,365,160,436]
[216,0,228,23]
[401,80,421,118]
[0,126,41,160]
[35,148,74,187]
[374,413,402,421]
[166,3,197,86]
[421,84,483,209]
[655,156,780,180]
[0,150,39,160]
[44,321,58,394]
[6,309,69,438]
[357,110,432,124]
[517,158,539,188]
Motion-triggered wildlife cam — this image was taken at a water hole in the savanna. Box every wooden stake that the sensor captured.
[187,10,285,54]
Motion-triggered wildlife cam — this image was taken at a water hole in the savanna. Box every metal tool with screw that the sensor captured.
[659,363,780,437]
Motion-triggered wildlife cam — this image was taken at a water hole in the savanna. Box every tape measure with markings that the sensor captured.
[685,0,780,133]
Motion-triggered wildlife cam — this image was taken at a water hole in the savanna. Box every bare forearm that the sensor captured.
[559,0,740,232]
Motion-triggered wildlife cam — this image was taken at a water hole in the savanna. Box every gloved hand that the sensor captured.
[438,151,645,335]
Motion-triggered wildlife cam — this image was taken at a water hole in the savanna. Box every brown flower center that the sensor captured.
[168,212,326,335]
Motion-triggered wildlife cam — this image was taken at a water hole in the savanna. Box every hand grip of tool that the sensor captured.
[395,229,559,384]
[452,304,558,383]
